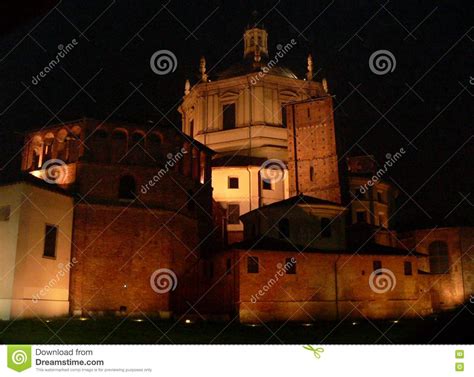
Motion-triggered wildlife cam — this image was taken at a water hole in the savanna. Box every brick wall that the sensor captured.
[287,97,341,203]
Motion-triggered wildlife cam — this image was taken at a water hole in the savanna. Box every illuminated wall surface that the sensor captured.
[0,183,74,320]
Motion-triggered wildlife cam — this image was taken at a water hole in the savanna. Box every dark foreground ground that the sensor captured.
[1,307,472,344]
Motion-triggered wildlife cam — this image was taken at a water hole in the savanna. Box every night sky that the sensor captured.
[0,0,472,230]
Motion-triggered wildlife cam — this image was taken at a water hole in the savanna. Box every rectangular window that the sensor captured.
[321,217,332,238]
[378,213,385,227]
[404,261,413,276]
[43,225,58,258]
[0,205,11,221]
[356,211,366,223]
[377,191,383,202]
[373,260,382,275]
[223,103,236,130]
[189,120,194,138]
[281,105,287,128]
[228,177,239,189]
[247,256,259,273]
[262,179,272,190]
[226,258,232,275]
[228,204,240,224]
[285,258,296,274]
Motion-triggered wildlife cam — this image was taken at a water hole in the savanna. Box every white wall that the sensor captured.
[0,182,74,320]
[212,166,289,234]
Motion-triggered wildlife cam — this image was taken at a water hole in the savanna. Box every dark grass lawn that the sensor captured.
[1,308,472,344]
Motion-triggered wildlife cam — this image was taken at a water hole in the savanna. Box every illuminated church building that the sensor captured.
[0,23,473,323]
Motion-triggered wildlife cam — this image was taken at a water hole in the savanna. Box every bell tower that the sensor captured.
[286,95,342,204]
[243,26,268,59]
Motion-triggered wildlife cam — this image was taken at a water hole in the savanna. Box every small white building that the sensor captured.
[0,179,74,320]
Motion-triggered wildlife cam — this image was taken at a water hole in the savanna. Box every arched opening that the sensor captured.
[89,129,109,162]
[129,132,146,164]
[30,136,42,169]
[68,128,82,162]
[147,133,163,163]
[55,129,69,161]
[43,133,55,162]
[111,129,128,163]
[118,175,136,200]
[429,241,449,274]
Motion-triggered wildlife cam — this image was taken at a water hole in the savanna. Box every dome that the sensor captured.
[216,58,298,80]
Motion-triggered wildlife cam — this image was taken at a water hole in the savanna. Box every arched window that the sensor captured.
[429,241,449,274]
[43,133,54,161]
[147,133,163,162]
[310,166,315,181]
[30,136,42,169]
[118,175,136,200]
[89,129,109,162]
[129,132,145,164]
[131,132,145,147]
[278,218,290,239]
[111,130,128,163]
[56,129,69,161]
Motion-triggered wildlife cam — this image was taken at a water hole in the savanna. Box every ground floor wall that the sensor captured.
[398,227,473,310]
[205,249,433,323]
[69,204,203,318]
[5,299,70,319]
